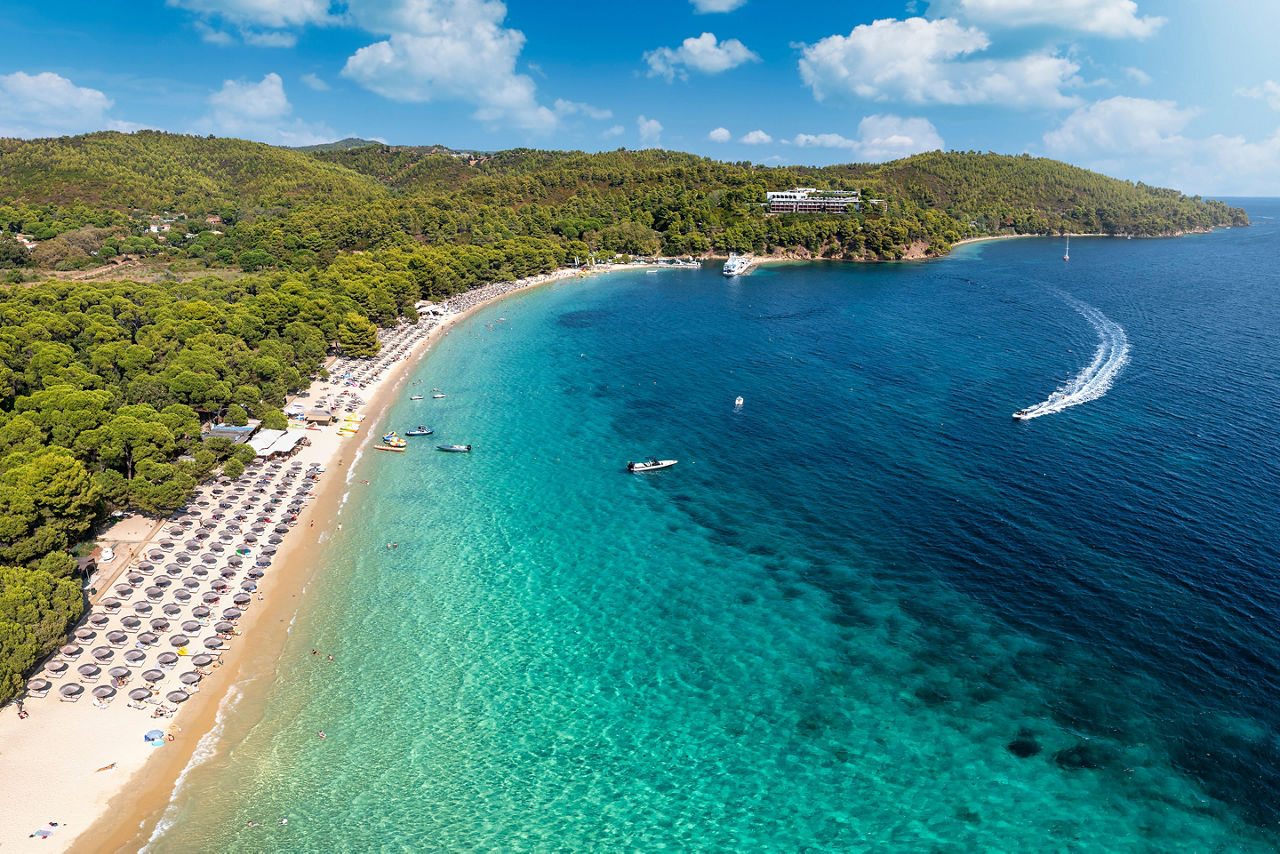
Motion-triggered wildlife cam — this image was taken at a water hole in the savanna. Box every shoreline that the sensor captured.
[0,264,608,853]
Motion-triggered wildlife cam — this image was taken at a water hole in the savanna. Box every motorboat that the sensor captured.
[722,254,752,276]
[405,426,434,436]
[627,458,677,473]
[1012,409,1031,420]
[432,393,446,399]
[437,445,471,453]
[410,394,424,400]
[734,396,744,408]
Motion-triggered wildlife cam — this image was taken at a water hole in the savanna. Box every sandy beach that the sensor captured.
[0,264,606,853]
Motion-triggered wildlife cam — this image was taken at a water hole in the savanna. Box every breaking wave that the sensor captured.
[1015,294,1130,420]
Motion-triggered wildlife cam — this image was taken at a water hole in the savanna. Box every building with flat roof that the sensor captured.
[766,188,861,214]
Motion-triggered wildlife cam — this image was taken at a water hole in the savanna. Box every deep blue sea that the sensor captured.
[152,202,1280,851]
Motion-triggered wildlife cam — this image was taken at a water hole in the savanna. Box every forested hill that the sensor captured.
[0,131,387,212]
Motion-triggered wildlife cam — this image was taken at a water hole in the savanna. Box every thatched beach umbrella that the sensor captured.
[201,592,220,604]
[113,583,133,598]
[175,553,192,565]
[157,652,178,668]
[168,634,189,647]
[142,669,163,683]
[211,580,230,593]
[101,598,122,613]
[181,577,200,590]
[60,684,83,701]
[247,568,264,579]
[191,566,209,578]
[136,561,155,574]
[221,607,242,620]
[127,572,144,586]
[173,589,192,603]
[220,568,237,579]
[26,678,50,697]
[45,660,68,678]
[137,632,159,647]
[89,613,110,629]
[181,620,201,633]
[91,647,114,662]
[260,546,277,556]
[167,526,183,537]
[121,616,142,632]
[195,529,211,540]
[184,541,200,552]
[145,587,163,602]
[165,563,183,575]
[190,654,214,667]
[129,687,153,701]
[228,555,244,567]
[108,666,131,682]
[74,627,95,641]
[201,553,218,565]
[149,618,170,631]
[203,637,224,650]
[191,606,211,619]
[107,630,128,646]
[167,690,189,704]
[60,643,83,659]
[214,621,235,635]
[93,685,117,701]
[239,580,257,592]
[179,671,201,685]
[155,576,173,590]
[77,663,101,681]
[133,602,153,616]
[232,593,251,605]
[162,604,181,617]
[255,556,271,567]
[124,650,146,665]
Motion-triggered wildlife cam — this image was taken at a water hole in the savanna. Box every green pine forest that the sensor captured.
[0,131,1249,704]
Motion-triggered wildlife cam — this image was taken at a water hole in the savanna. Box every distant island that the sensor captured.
[0,131,1249,705]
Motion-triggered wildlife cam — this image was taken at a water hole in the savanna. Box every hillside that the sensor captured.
[0,131,388,213]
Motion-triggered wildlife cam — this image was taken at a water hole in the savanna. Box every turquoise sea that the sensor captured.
[151,202,1280,851]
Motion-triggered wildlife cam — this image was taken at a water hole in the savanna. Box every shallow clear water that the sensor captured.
[153,204,1280,851]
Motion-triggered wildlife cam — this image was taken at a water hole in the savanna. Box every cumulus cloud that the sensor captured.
[790,115,944,162]
[341,0,555,132]
[645,32,759,82]
[166,0,336,29]
[301,73,330,91]
[1124,67,1152,85]
[739,129,772,144]
[637,115,663,146]
[194,73,336,146]
[1237,81,1280,112]
[691,0,747,11]
[241,29,298,47]
[798,17,1081,108]
[0,71,134,138]
[935,0,1164,39]
[601,124,624,138]
[554,99,613,120]
[1043,95,1280,194]
[708,126,731,142]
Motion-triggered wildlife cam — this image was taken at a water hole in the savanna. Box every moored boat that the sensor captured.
[627,457,677,472]
[410,394,424,400]
[722,253,752,276]
[432,393,446,399]
[406,426,434,436]
[437,444,471,453]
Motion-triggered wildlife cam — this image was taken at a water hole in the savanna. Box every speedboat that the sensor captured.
[734,396,744,408]
[627,458,677,472]
[410,394,424,400]
[1012,409,1031,420]
[437,444,471,453]
[432,393,446,399]
[406,426,434,436]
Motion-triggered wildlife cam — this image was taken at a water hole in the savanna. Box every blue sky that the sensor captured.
[1,0,1278,194]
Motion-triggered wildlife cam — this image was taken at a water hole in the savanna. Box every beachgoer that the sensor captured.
[280,818,289,825]
[318,731,326,738]
[327,654,334,662]
[95,763,116,772]
[247,821,262,827]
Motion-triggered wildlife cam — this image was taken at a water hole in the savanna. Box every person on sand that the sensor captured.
[95,763,116,772]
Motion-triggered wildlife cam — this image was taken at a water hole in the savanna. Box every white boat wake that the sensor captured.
[1014,295,1129,420]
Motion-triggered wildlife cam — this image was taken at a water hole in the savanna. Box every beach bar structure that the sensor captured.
[247,429,308,459]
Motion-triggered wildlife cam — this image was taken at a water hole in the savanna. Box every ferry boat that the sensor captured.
[627,457,677,473]
[722,254,752,277]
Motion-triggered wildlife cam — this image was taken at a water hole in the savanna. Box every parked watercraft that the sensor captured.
[437,444,471,453]
[627,457,677,472]
[405,426,434,436]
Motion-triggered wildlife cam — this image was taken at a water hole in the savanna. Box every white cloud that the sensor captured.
[938,0,1164,39]
[708,126,731,142]
[601,124,624,138]
[791,115,944,162]
[1042,95,1280,194]
[637,115,663,146]
[301,73,330,91]
[241,29,298,47]
[166,0,336,29]
[740,129,772,144]
[645,32,759,82]
[798,17,1081,108]
[194,73,336,146]
[1237,81,1280,112]
[194,21,236,46]
[341,0,555,133]
[554,99,612,120]
[0,71,128,138]
[691,0,747,11]
[1124,67,1152,85]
